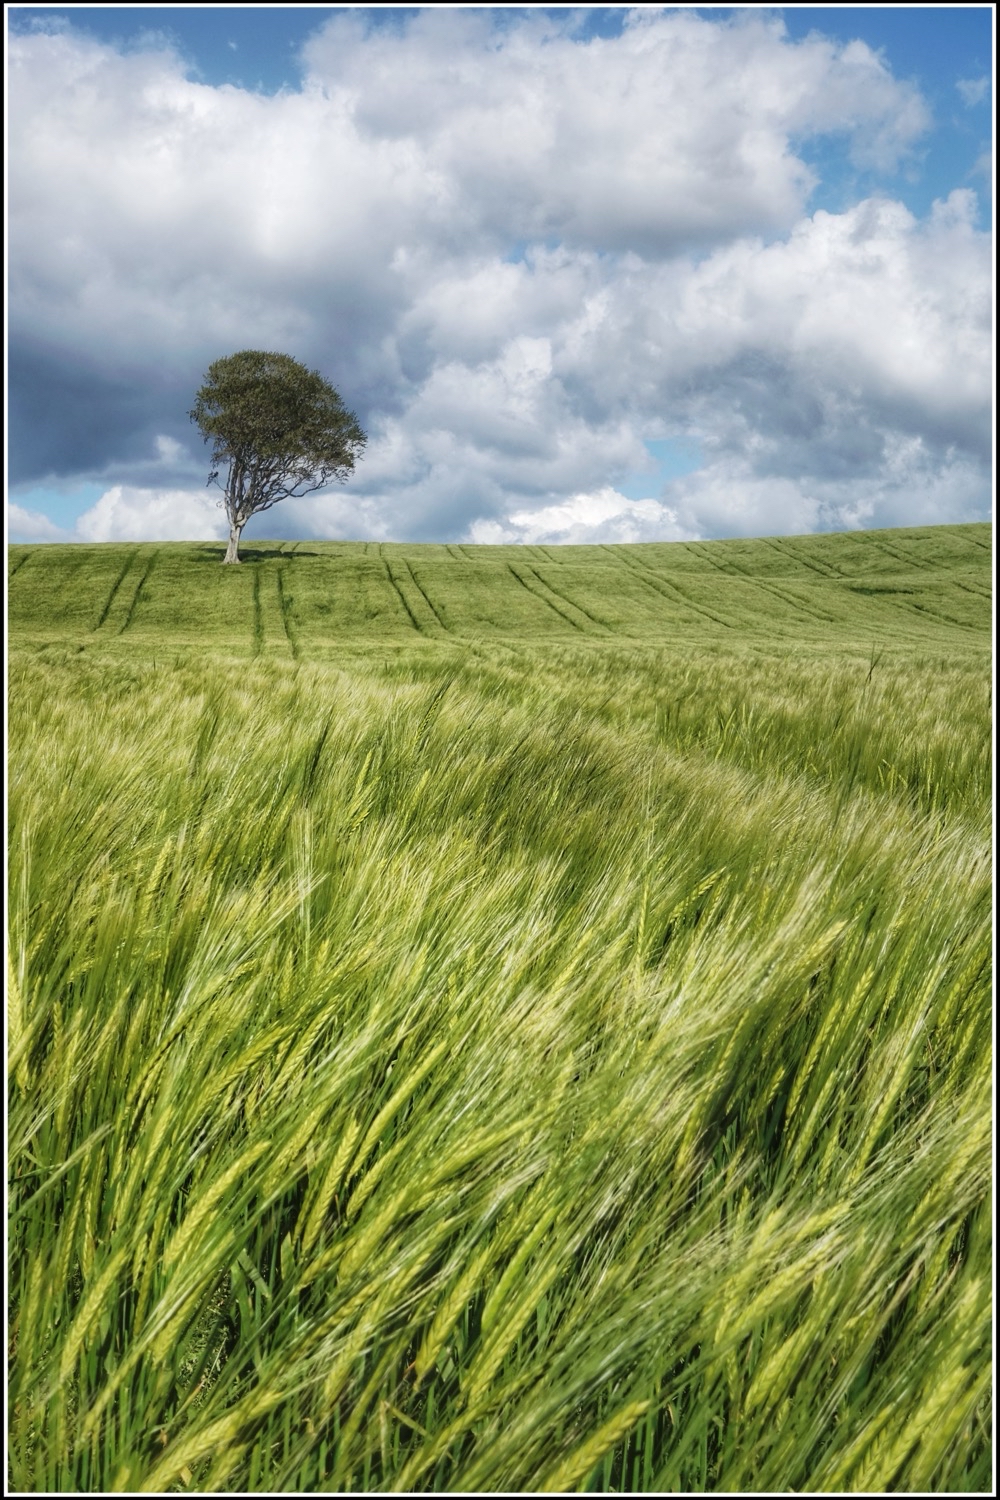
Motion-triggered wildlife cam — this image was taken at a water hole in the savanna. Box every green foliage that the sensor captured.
[7,525,992,1491]
[188,351,366,552]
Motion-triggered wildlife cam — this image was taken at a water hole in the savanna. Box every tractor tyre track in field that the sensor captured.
[602,543,641,570]
[252,570,264,657]
[507,565,585,631]
[383,560,423,633]
[684,541,741,576]
[746,580,836,628]
[846,582,980,634]
[759,577,843,624]
[683,543,825,631]
[118,550,160,635]
[609,548,735,629]
[92,555,137,631]
[764,537,845,578]
[859,540,985,620]
[836,533,982,630]
[405,561,450,632]
[532,569,613,632]
[648,574,737,629]
[863,536,936,571]
[889,597,983,632]
[276,568,300,658]
[601,544,714,623]
[8,551,33,581]
[952,579,991,599]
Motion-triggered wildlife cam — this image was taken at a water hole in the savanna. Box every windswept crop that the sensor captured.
[7,525,992,1491]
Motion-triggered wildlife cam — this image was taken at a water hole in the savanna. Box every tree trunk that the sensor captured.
[222,522,243,564]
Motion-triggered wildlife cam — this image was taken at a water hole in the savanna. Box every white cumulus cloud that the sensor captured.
[75,486,227,542]
[8,504,69,543]
[467,488,695,546]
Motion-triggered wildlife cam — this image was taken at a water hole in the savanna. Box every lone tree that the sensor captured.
[190,350,366,563]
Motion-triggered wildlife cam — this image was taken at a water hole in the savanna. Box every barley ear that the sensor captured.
[7,946,30,1091]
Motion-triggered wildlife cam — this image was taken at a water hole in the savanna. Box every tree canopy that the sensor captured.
[190,350,367,562]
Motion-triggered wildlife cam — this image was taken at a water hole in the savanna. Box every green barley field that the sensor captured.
[7,523,992,1492]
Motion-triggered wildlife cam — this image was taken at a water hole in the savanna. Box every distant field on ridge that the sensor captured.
[7,521,991,657]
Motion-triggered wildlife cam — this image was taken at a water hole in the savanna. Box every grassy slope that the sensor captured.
[7,524,991,656]
[7,524,992,1493]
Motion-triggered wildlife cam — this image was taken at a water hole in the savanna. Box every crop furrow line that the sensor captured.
[92,556,136,630]
[952,580,990,599]
[383,561,423,632]
[602,546,661,585]
[685,541,742,576]
[506,565,584,630]
[602,542,685,588]
[765,538,844,577]
[405,562,450,632]
[897,598,980,631]
[600,543,657,579]
[857,589,977,632]
[688,541,825,631]
[654,574,738,628]
[531,569,611,631]
[750,579,836,626]
[604,547,704,616]
[252,570,264,657]
[864,537,931,571]
[8,551,32,580]
[276,569,300,658]
[117,550,159,635]
[618,552,735,628]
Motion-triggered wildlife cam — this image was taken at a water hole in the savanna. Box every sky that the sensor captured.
[7,4,995,547]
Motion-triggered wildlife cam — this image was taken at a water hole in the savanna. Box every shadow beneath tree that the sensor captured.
[190,545,324,564]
